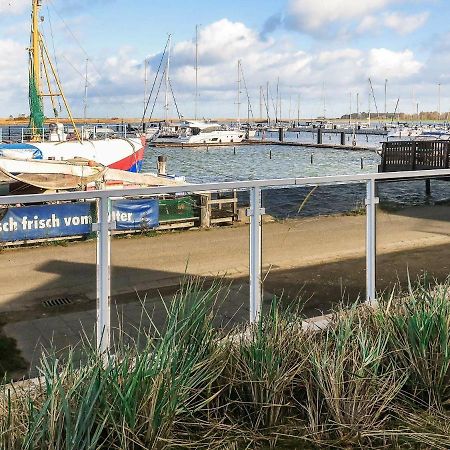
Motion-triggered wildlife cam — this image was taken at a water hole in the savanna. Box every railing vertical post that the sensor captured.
[96,195,111,362]
[248,186,264,322]
[365,179,378,303]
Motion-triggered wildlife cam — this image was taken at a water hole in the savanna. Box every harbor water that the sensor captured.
[143,141,450,218]
[2,125,449,218]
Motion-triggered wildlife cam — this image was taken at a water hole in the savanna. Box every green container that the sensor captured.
[159,196,198,222]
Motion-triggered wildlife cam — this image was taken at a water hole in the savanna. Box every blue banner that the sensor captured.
[112,199,159,230]
[0,203,92,242]
[0,199,160,242]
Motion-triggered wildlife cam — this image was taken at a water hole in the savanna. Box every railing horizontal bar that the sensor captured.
[0,169,449,205]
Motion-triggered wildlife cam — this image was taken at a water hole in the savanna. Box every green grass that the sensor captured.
[1,276,450,449]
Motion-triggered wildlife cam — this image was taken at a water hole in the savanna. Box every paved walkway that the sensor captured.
[2,205,450,376]
[4,284,276,377]
[0,205,449,315]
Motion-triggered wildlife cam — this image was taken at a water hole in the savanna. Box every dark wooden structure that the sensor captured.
[379,140,450,195]
[380,140,450,172]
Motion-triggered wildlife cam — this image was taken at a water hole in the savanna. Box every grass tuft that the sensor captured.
[1,275,450,449]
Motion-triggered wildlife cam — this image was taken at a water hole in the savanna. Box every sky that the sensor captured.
[0,0,449,119]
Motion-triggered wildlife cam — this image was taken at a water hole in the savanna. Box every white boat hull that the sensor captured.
[183,130,245,144]
[0,136,146,172]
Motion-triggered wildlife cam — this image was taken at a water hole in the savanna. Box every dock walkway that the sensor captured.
[151,139,377,152]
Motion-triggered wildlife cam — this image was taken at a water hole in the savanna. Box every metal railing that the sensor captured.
[1,168,449,360]
[0,124,131,143]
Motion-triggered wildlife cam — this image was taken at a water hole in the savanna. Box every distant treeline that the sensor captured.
[340,111,450,121]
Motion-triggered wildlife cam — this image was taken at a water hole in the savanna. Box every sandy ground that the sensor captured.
[0,204,448,321]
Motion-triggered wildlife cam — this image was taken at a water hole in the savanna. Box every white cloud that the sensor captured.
[367,48,423,79]
[168,20,314,93]
[0,39,28,115]
[0,19,428,118]
[356,10,429,35]
[356,16,378,34]
[383,11,429,35]
[0,39,27,89]
[286,0,395,35]
[0,0,29,15]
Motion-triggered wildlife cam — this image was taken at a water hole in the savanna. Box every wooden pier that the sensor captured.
[380,140,450,172]
[151,139,375,152]
[379,140,450,195]
[290,127,388,135]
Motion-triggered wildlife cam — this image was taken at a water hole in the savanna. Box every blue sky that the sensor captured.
[1,0,449,119]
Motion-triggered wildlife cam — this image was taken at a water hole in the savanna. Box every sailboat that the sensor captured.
[153,32,244,145]
[0,0,145,173]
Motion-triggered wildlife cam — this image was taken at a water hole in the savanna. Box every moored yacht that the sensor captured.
[155,120,245,145]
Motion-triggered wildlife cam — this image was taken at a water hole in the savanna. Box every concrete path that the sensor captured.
[3,284,276,377]
[1,205,450,376]
[0,205,449,315]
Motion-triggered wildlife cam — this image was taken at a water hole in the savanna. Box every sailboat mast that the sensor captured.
[279,85,282,122]
[143,58,148,118]
[28,1,79,140]
[438,82,441,121]
[84,58,88,122]
[288,95,292,124]
[259,85,262,121]
[31,0,41,98]
[356,92,359,120]
[322,81,326,118]
[29,0,44,137]
[349,92,352,126]
[164,34,171,123]
[275,77,279,124]
[195,25,199,120]
[237,59,241,126]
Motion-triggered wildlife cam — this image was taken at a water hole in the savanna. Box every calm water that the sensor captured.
[2,125,449,217]
[143,142,450,218]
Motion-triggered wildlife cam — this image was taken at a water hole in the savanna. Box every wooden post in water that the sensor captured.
[157,155,167,176]
[317,128,323,145]
[278,127,284,142]
[340,132,345,145]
